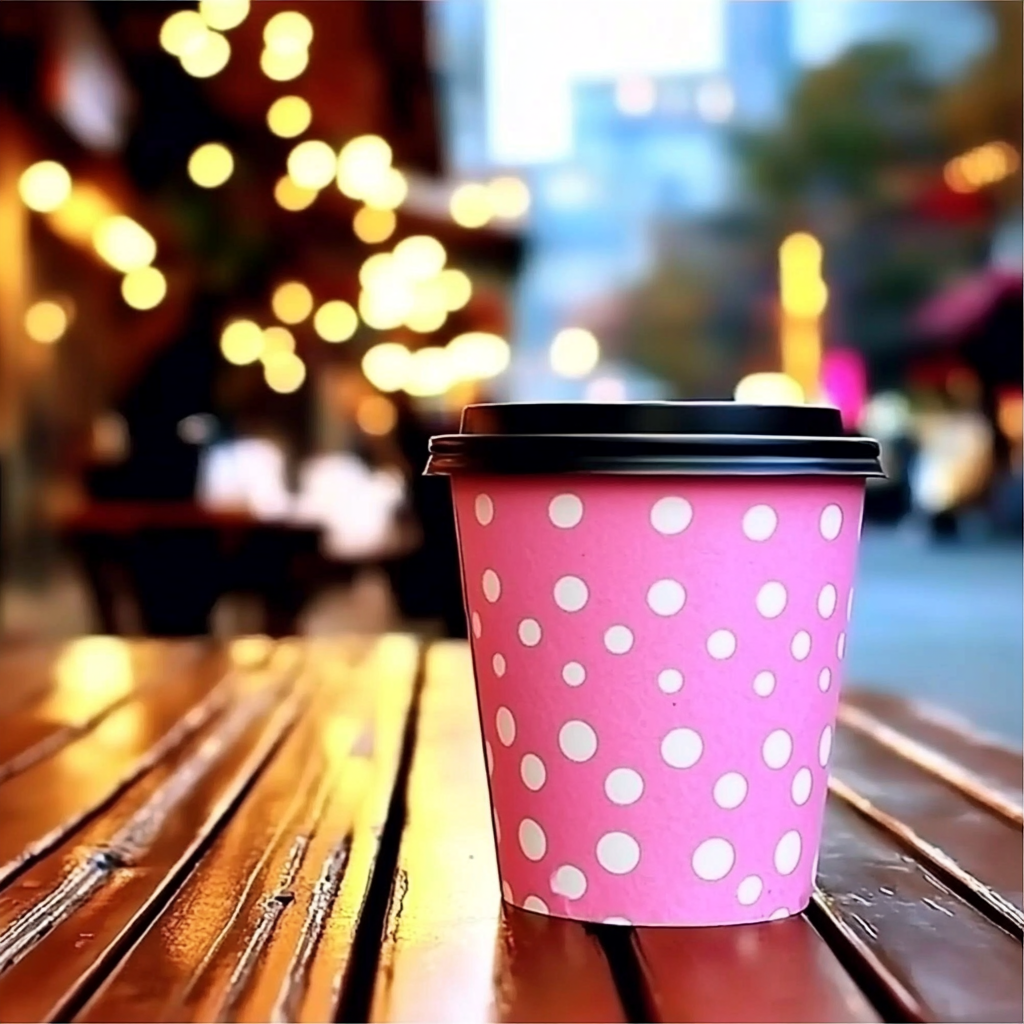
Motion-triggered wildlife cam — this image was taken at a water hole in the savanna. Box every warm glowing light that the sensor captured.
[25,301,68,343]
[779,232,828,318]
[550,327,600,378]
[361,167,407,210]
[405,347,454,397]
[393,235,446,280]
[271,281,313,324]
[230,635,274,668]
[944,141,1020,193]
[180,30,230,77]
[46,183,115,244]
[353,206,396,244]
[696,78,734,122]
[220,319,264,365]
[404,299,447,334]
[264,351,306,393]
[55,637,133,706]
[93,216,157,272]
[287,140,336,190]
[260,47,309,81]
[615,77,656,117]
[274,175,317,211]
[313,300,358,342]
[446,332,510,380]
[199,0,249,31]
[160,10,208,56]
[19,161,72,213]
[437,268,472,311]
[336,135,393,200]
[267,95,312,138]
[488,176,530,219]
[781,314,822,393]
[449,182,492,228]
[362,342,411,392]
[263,11,313,55]
[263,325,296,355]
[997,392,1023,444]
[358,287,412,331]
[188,143,234,188]
[359,253,396,289]
[356,395,397,435]
[734,372,805,405]
[121,267,167,310]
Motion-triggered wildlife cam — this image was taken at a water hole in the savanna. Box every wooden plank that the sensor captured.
[813,797,1023,1024]
[370,642,626,1024]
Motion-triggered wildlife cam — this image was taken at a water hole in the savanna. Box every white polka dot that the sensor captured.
[791,767,813,805]
[820,504,843,540]
[520,753,546,791]
[562,661,586,686]
[496,707,516,746]
[472,612,482,639]
[551,865,587,900]
[756,581,787,618]
[692,837,735,881]
[753,670,776,697]
[518,818,546,861]
[523,895,549,914]
[769,907,791,920]
[837,632,846,660]
[847,588,855,622]
[707,629,737,659]
[597,832,641,874]
[502,880,513,902]
[713,771,748,809]
[658,668,684,693]
[736,875,763,905]
[774,830,802,875]
[549,493,583,528]
[817,583,837,618]
[762,729,793,769]
[485,741,493,776]
[818,667,831,692]
[650,496,693,535]
[604,625,634,654]
[604,768,644,805]
[492,653,506,678]
[661,727,703,768]
[518,618,542,647]
[818,724,833,767]
[559,720,597,762]
[482,569,501,603]
[791,630,811,660]
[553,575,589,612]
[647,579,686,616]
[603,916,632,926]
[475,494,494,525]
[743,504,777,541]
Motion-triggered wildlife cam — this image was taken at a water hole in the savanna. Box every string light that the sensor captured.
[263,11,313,55]
[180,30,230,78]
[446,332,510,381]
[198,0,250,31]
[160,10,208,56]
[263,325,296,355]
[267,96,311,138]
[362,342,411,392]
[487,176,530,219]
[121,267,167,310]
[437,268,472,311]
[274,175,317,211]
[287,140,336,190]
[264,351,306,393]
[358,253,395,289]
[352,206,396,244]
[187,143,234,188]
[313,300,358,342]
[46,183,114,245]
[449,182,491,228]
[404,347,454,397]
[336,135,393,200]
[271,281,313,324]
[392,235,446,280]
[220,319,263,364]
[550,327,600,378]
[260,47,308,82]
[18,161,72,212]
[93,216,157,272]
[361,167,407,210]
[25,301,68,344]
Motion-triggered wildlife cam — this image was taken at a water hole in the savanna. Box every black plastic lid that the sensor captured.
[425,402,883,477]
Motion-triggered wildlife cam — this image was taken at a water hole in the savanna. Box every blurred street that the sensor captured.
[849,529,1023,743]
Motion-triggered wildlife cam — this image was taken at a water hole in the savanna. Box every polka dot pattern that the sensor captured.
[454,476,863,926]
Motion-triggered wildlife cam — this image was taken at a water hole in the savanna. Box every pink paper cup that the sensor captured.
[428,403,881,927]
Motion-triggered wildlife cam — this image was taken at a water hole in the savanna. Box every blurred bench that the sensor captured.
[0,637,1019,1022]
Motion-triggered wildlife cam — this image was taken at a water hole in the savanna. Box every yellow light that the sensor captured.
[54,637,133,706]
[263,325,296,355]
[779,232,822,267]
[358,252,396,289]
[121,267,167,310]
[362,342,411,392]
[188,143,234,188]
[362,167,407,210]
[274,175,317,211]
[446,332,510,380]
[734,372,805,406]
[198,0,249,31]
[260,47,308,82]
[313,300,358,342]
[780,318,822,393]
[944,159,974,194]
[356,394,397,436]
[437,268,472,311]
[405,302,447,334]
[267,95,312,138]
[353,206,396,244]
[25,300,68,344]
[93,216,157,272]
[450,182,492,228]
[264,351,306,393]
[404,347,454,397]
[358,286,412,331]
[220,319,264,365]
[779,233,828,318]
[18,161,72,213]
[46,183,114,244]
[160,10,208,56]
[487,176,530,219]
[180,30,230,77]
[287,140,336,190]
[271,281,313,324]
[393,235,446,280]
[336,135,393,200]
[550,327,600,378]
[263,11,313,55]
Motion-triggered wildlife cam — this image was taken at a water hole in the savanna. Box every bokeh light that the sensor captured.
[187,143,234,188]
[93,216,157,272]
[734,372,805,405]
[356,395,397,436]
[271,281,313,324]
[180,30,230,78]
[46,183,114,245]
[198,0,250,31]
[487,176,530,219]
[264,351,306,393]
[25,301,68,344]
[358,287,412,331]
[336,135,393,200]
[362,342,411,392]
[392,235,446,280]
[18,161,72,213]
[361,167,407,210]
[263,325,296,355]
[353,206,396,244]
[313,300,358,342]
[260,47,309,82]
[160,10,208,56]
[550,327,600,378]
[449,182,492,228]
[263,11,313,55]
[220,319,263,364]
[274,175,317,211]
[287,140,336,190]
[267,95,312,138]
[358,252,396,289]
[437,268,472,311]
[404,347,454,397]
[446,332,510,381]
[121,267,167,310]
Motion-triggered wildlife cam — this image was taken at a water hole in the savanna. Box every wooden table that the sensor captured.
[0,638,1020,1023]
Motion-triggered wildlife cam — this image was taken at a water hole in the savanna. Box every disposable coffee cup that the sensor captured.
[426,402,882,927]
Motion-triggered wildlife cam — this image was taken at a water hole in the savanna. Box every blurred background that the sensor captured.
[0,0,1020,738]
